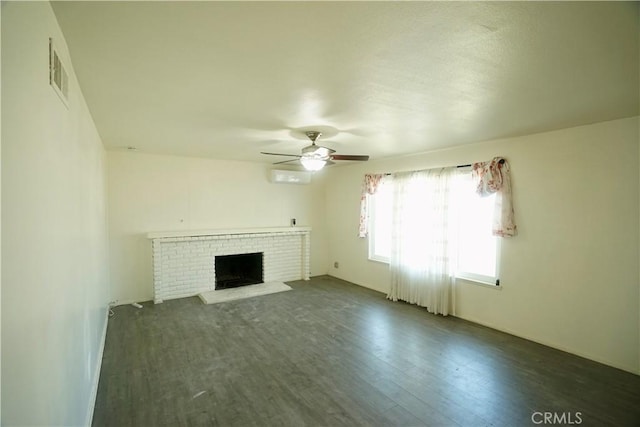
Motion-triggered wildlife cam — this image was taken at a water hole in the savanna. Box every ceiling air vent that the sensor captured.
[49,38,69,107]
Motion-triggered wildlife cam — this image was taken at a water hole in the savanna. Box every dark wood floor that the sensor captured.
[93,276,640,427]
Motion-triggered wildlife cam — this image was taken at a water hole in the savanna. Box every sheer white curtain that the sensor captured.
[387,168,458,316]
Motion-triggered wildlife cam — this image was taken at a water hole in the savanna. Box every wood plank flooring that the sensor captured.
[93,276,640,426]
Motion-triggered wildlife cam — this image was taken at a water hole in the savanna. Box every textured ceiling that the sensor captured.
[52,1,639,165]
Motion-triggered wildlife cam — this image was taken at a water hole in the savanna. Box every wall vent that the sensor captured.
[49,38,69,107]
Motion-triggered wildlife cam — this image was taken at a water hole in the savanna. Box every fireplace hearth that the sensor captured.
[215,252,263,290]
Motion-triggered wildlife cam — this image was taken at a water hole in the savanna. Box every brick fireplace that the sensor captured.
[147,227,311,303]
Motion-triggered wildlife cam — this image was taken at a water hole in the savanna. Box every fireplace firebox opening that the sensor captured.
[215,252,263,290]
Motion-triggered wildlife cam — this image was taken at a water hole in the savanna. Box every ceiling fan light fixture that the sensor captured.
[300,157,326,171]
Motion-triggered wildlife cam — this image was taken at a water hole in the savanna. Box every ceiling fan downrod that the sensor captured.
[305,131,321,144]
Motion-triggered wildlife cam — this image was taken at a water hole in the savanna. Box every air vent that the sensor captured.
[49,38,69,107]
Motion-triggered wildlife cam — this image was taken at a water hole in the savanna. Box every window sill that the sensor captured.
[456,275,501,289]
[368,256,389,264]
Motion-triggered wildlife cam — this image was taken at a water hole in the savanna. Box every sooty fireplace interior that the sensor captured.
[215,252,263,290]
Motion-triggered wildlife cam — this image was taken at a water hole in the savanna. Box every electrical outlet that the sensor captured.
[334,261,339,269]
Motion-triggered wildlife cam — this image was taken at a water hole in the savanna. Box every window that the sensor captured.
[367,171,500,285]
[368,179,392,263]
[452,171,500,285]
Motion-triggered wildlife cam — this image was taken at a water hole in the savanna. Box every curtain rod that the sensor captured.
[458,158,505,168]
[382,158,504,176]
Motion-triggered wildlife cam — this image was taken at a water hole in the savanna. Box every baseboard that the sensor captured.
[112,298,150,307]
[324,274,389,295]
[85,305,109,427]
[454,312,640,376]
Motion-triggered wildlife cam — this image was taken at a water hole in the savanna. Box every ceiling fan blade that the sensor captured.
[261,152,302,157]
[330,154,370,161]
[272,158,301,165]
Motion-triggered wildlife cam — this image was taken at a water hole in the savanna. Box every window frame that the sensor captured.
[455,240,501,286]
[452,169,501,286]
[366,171,501,287]
[367,182,391,264]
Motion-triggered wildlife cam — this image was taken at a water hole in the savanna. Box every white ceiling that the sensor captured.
[52,1,639,165]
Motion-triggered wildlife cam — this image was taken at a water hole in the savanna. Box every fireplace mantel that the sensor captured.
[147,226,311,240]
[148,227,311,303]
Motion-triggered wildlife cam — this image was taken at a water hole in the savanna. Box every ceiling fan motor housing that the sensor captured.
[302,144,322,156]
[301,131,335,157]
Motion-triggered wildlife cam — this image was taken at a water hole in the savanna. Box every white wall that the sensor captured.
[1,2,110,425]
[0,3,3,421]
[325,117,640,374]
[108,151,329,304]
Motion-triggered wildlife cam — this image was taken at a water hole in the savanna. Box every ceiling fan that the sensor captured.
[261,131,369,171]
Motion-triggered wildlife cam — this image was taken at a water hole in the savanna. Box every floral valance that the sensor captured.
[472,157,517,237]
[358,173,385,238]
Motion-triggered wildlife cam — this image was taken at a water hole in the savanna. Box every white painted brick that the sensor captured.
[150,230,311,302]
